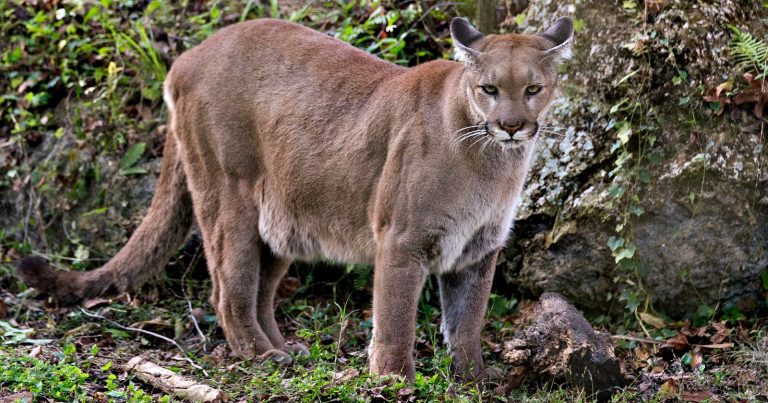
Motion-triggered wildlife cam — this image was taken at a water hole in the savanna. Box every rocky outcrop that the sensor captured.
[501,0,768,317]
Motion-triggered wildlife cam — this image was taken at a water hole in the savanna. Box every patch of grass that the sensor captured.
[0,354,89,401]
[0,344,164,402]
[732,328,768,378]
[234,298,486,401]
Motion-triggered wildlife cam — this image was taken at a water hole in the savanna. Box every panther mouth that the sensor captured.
[485,122,539,143]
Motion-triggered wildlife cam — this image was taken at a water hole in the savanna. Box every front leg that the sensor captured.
[438,250,498,380]
[369,240,428,379]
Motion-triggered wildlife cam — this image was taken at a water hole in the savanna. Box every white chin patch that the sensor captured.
[495,131,511,141]
[512,132,528,141]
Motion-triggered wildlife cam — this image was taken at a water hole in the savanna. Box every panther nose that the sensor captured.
[500,122,523,134]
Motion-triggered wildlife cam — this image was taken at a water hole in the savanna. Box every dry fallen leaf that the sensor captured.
[733,73,767,118]
[690,350,704,368]
[703,82,733,115]
[130,317,172,332]
[659,378,678,396]
[665,333,690,351]
[639,312,667,329]
[682,389,717,402]
[83,298,111,309]
[634,347,651,364]
[715,80,734,98]
[332,367,360,383]
[28,345,43,358]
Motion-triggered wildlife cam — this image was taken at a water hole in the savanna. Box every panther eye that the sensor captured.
[526,85,543,96]
[480,84,498,95]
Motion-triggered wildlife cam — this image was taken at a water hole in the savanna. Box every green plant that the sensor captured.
[119,142,147,176]
[728,26,768,78]
[604,103,658,330]
[761,268,768,305]
[111,20,168,101]
[345,263,372,291]
[0,354,88,401]
[329,1,435,65]
[0,321,52,345]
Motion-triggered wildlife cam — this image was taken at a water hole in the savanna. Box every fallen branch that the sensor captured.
[612,335,664,344]
[612,335,734,349]
[125,356,226,402]
[690,343,734,349]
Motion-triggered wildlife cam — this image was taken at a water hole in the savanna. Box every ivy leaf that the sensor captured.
[617,124,632,145]
[636,169,652,183]
[619,289,640,312]
[614,242,637,263]
[608,184,626,198]
[607,236,625,252]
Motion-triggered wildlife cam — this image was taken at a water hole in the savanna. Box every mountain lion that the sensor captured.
[18,16,573,379]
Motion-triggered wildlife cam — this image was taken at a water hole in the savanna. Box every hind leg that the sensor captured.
[255,246,307,355]
[194,187,289,363]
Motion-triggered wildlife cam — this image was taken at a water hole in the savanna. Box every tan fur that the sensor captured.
[17,17,572,379]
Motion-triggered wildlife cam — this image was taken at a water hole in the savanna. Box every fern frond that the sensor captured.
[728,25,768,77]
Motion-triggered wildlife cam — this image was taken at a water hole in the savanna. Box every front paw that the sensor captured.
[450,354,485,381]
[369,347,415,380]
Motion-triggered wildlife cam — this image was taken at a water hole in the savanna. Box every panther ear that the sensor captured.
[450,17,485,66]
[540,17,574,61]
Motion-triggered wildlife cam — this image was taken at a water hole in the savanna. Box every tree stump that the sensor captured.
[502,293,627,399]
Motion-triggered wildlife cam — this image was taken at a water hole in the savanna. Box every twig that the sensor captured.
[79,308,208,375]
[690,343,734,349]
[612,334,664,344]
[612,335,734,349]
[181,247,208,352]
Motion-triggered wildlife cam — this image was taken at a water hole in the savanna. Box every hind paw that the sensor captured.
[282,341,310,356]
[257,349,293,365]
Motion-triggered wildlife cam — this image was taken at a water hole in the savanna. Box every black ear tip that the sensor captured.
[450,17,471,32]
[555,17,574,33]
[450,17,484,47]
[541,16,574,45]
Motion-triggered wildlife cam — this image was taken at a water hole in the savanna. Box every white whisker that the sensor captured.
[455,130,484,141]
[480,137,494,152]
[451,130,485,148]
[452,124,483,136]
[468,135,487,149]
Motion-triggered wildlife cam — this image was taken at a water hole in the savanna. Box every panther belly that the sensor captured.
[257,187,376,265]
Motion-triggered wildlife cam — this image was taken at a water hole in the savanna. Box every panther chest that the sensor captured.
[429,203,518,274]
